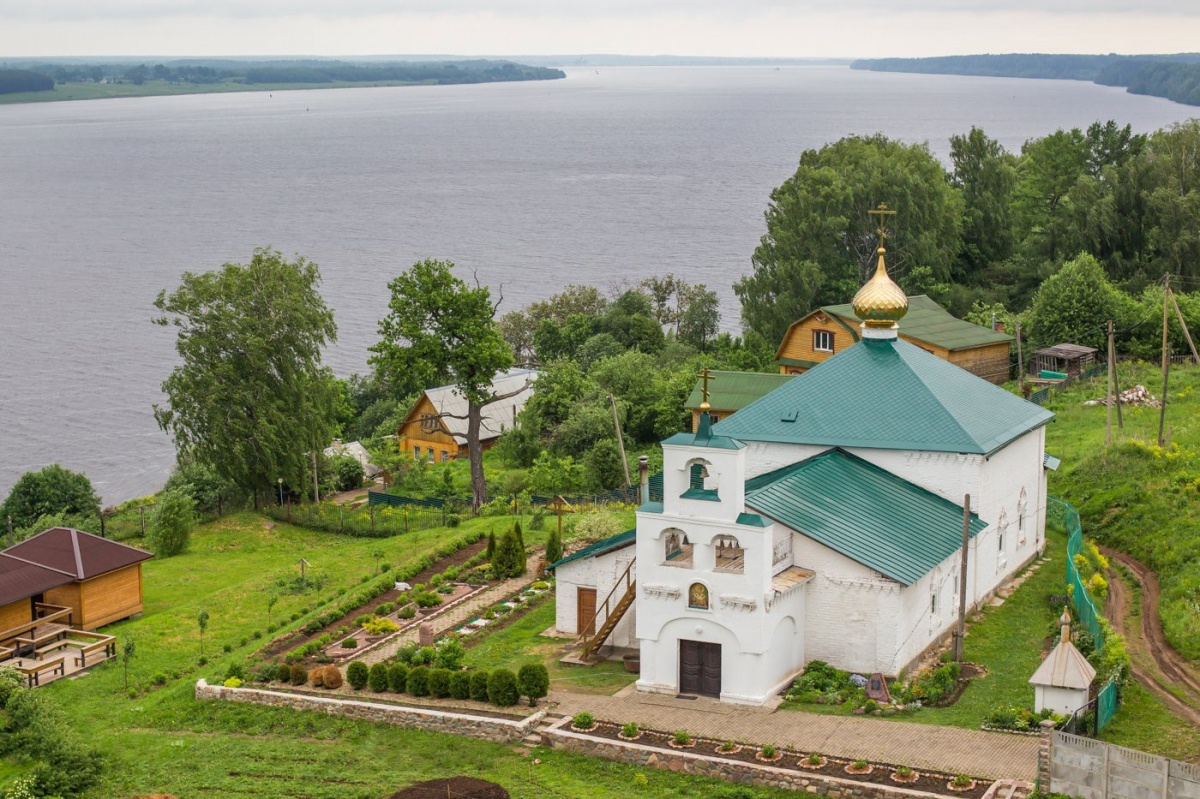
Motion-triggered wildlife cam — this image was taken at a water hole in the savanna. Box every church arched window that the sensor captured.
[688,582,709,610]
[714,534,744,573]
[663,528,694,567]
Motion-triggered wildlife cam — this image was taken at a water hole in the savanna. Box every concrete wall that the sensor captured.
[195,679,542,744]
[1044,729,1200,799]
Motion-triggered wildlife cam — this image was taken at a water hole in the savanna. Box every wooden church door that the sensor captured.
[679,640,721,697]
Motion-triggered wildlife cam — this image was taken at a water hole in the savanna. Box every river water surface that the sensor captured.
[1,66,1195,503]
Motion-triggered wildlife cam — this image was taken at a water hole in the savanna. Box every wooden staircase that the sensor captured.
[579,558,636,660]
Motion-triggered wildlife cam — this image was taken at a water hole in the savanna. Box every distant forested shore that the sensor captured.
[852,53,1200,107]
[0,59,565,103]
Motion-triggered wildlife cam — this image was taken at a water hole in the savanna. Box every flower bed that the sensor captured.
[578,721,990,799]
[324,582,483,660]
[454,582,551,642]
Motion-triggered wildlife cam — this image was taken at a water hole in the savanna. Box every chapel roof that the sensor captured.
[744,448,988,585]
[715,336,1053,456]
[1029,634,1097,690]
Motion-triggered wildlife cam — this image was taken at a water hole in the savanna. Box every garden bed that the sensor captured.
[326,582,482,660]
[455,583,553,646]
[579,721,989,799]
[243,682,536,720]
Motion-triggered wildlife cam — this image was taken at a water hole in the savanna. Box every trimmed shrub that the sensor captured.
[517,663,550,706]
[469,670,490,702]
[398,605,416,620]
[368,663,389,692]
[449,671,472,700]
[341,637,358,649]
[572,712,595,729]
[322,665,343,689]
[487,669,520,707]
[434,639,466,671]
[346,660,369,690]
[310,668,325,688]
[428,668,452,698]
[289,665,307,686]
[407,666,431,697]
[387,663,409,693]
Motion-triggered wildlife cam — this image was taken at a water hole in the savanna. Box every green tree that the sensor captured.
[1014,128,1089,263]
[950,127,1017,273]
[545,525,563,565]
[370,259,521,511]
[1027,253,1124,351]
[517,663,550,706]
[121,637,136,691]
[490,527,526,579]
[196,608,210,657]
[529,452,584,496]
[736,134,963,344]
[677,283,721,351]
[153,249,341,505]
[1,464,100,531]
[147,489,195,557]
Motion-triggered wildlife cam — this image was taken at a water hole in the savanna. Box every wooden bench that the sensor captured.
[17,656,65,687]
[36,639,77,657]
[0,645,13,663]
[75,639,116,668]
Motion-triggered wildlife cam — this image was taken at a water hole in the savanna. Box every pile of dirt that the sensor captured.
[389,777,509,799]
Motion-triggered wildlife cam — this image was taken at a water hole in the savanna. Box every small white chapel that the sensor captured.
[550,236,1055,705]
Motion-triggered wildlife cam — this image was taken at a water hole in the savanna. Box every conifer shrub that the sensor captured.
[321,666,343,689]
[387,663,409,693]
[398,605,416,620]
[368,663,389,692]
[428,668,452,698]
[434,639,466,671]
[346,660,369,690]
[517,663,550,706]
[310,668,325,688]
[407,666,431,696]
[449,671,472,700]
[469,670,490,702]
[289,665,307,686]
[487,669,520,707]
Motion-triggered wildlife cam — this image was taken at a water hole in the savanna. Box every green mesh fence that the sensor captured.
[1049,496,1121,731]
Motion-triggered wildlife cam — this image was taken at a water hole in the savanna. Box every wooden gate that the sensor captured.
[679,640,721,697]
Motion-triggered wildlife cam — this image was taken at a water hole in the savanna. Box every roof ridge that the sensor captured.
[71,528,85,579]
[0,550,77,578]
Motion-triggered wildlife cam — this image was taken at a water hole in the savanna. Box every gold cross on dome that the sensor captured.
[868,203,897,250]
[697,366,715,410]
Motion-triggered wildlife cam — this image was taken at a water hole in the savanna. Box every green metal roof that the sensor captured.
[546,528,636,572]
[684,371,797,411]
[746,449,988,585]
[821,295,1012,352]
[662,412,745,451]
[716,337,1053,456]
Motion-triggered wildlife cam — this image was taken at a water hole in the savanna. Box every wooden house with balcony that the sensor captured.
[396,369,537,465]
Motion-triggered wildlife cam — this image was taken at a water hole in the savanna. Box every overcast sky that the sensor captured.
[3,1,1199,59]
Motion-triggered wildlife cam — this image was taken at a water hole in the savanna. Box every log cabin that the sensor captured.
[775,295,1013,384]
[1,527,153,631]
[396,369,537,464]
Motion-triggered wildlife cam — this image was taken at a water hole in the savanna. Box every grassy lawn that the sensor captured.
[463,598,638,696]
[3,512,798,798]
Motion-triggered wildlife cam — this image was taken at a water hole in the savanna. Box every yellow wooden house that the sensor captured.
[397,369,538,464]
[776,295,1014,384]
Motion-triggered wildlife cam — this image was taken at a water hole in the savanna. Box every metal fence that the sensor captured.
[1028,364,1108,406]
[1050,496,1121,732]
[367,473,666,516]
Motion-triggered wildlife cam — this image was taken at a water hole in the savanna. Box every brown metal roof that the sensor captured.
[2,527,153,580]
[0,553,74,607]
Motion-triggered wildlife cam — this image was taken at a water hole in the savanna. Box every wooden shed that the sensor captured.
[776,295,1014,384]
[1030,344,1098,378]
[1,527,153,631]
[0,553,73,638]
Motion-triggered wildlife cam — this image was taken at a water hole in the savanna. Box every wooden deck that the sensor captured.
[0,623,116,687]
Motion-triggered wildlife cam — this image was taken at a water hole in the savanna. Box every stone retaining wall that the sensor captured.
[195,679,542,744]
[544,718,963,799]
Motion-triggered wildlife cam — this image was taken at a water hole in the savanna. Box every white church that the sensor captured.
[550,243,1055,705]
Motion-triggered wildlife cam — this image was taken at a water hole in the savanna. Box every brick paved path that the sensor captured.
[548,688,1038,781]
[360,554,542,666]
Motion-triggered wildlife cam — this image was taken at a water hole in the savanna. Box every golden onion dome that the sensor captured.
[852,247,908,329]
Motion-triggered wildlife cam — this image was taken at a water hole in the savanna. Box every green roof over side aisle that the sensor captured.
[746,449,988,585]
[545,528,636,572]
[716,337,1053,456]
[684,371,797,411]
[821,295,1013,351]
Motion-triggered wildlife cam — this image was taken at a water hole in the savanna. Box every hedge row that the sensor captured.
[345,660,523,707]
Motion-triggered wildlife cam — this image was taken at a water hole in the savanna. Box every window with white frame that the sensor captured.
[813,330,834,352]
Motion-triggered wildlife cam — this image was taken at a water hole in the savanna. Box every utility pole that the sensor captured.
[1015,321,1025,394]
[1169,289,1200,365]
[954,494,971,662]
[1159,276,1171,447]
[608,394,632,488]
[1110,320,1123,429]
[1106,320,1114,446]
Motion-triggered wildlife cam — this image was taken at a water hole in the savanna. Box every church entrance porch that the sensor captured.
[679,640,721,697]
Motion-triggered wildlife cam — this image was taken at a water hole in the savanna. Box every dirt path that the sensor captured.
[1102,546,1200,727]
